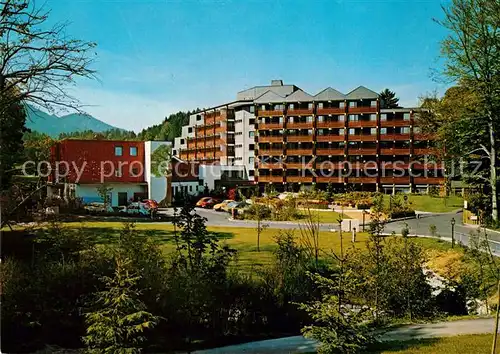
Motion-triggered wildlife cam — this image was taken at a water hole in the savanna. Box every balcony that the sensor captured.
[259,149,283,156]
[316,135,344,142]
[287,122,314,129]
[287,108,314,115]
[258,162,284,169]
[380,134,411,141]
[380,120,411,128]
[381,162,410,169]
[349,148,377,155]
[316,176,345,183]
[348,120,377,128]
[258,175,284,183]
[411,162,445,170]
[317,107,346,115]
[316,148,344,156]
[286,176,314,183]
[380,148,410,155]
[380,176,411,184]
[347,177,378,184]
[215,126,226,134]
[317,121,345,129]
[258,123,284,130]
[205,117,215,125]
[287,148,313,156]
[348,135,377,142]
[215,115,226,123]
[259,135,283,143]
[348,106,377,114]
[286,162,314,169]
[258,109,284,117]
[287,135,314,143]
[414,177,444,185]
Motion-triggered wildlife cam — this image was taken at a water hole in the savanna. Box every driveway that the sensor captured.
[193,318,496,354]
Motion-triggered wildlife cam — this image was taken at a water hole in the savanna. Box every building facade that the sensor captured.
[174,80,445,193]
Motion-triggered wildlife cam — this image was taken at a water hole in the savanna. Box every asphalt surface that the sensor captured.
[193,318,496,354]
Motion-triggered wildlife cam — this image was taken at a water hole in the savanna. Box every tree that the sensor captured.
[379,88,400,108]
[96,184,113,209]
[0,0,96,113]
[150,144,172,205]
[435,0,500,222]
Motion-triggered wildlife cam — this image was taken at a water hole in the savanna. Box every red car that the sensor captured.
[142,199,159,209]
[196,197,218,208]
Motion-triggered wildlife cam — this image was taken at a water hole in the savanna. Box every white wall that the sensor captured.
[144,141,171,202]
[172,181,201,197]
[234,108,255,180]
[76,183,147,206]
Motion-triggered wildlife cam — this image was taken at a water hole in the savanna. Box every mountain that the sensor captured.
[25,105,123,137]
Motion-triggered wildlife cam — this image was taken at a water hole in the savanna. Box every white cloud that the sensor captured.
[70,86,183,132]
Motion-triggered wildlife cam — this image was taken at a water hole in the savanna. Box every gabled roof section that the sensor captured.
[254,90,286,104]
[314,87,346,101]
[284,89,314,102]
[346,86,379,100]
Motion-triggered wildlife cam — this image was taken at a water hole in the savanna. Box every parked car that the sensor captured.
[121,202,150,216]
[142,199,159,210]
[84,202,114,214]
[196,197,218,208]
[222,201,242,213]
[213,199,234,212]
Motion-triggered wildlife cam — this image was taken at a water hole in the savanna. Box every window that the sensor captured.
[289,103,295,110]
[370,100,377,107]
[114,146,123,156]
[189,185,193,192]
[349,101,357,108]
[403,113,411,121]
[318,115,324,122]
[308,129,313,135]
[402,127,410,134]
[339,101,345,108]
[249,144,255,151]
[249,131,255,138]
[349,128,356,135]
[339,129,345,135]
[249,118,255,125]
[288,116,294,123]
[180,139,185,145]
[317,129,325,135]
[369,114,377,121]
[380,114,387,121]
[380,128,387,134]
[261,105,266,110]
[250,106,255,113]
[249,170,255,176]
[130,146,138,156]
[318,102,324,109]
[249,156,254,164]
[338,115,345,121]
[349,115,359,121]
[196,115,201,121]
[306,116,313,122]
[370,128,377,135]
[308,103,313,109]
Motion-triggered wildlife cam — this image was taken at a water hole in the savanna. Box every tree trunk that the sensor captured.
[489,119,498,222]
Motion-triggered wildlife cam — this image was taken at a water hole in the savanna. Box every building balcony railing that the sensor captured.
[258,123,284,130]
[258,109,284,117]
[380,134,411,141]
[258,175,284,183]
[315,162,344,170]
[287,108,314,115]
[287,122,314,129]
[286,148,313,156]
[413,177,444,185]
[317,121,345,128]
[380,120,411,128]
[348,135,377,142]
[287,135,314,143]
[258,149,283,156]
[411,162,445,170]
[348,120,377,128]
[348,106,378,114]
[349,162,377,169]
[381,162,410,169]
[214,126,226,134]
[380,148,410,155]
[205,117,216,125]
[286,162,314,169]
[316,176,345,183]
[316,135,344,142]
[347,177,378,184]
[258,162,283,169]
[380,176,411,184]
[215,115,226,123]
[317,107,346,115]
[286,176,314,183]
[348,148,377,155]
[259,135,283,143]
[316,148,344,156]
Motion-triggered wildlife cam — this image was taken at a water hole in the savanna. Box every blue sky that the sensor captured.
[49,0,450,132]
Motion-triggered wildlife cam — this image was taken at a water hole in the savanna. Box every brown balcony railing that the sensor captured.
[348,120,377,128]
[316,148,344,156]
[286,162,314,169]
[411,162,445,170]
[348,135,377,142]
[316,135,344,142]
[381,162,410,169]
[349,148,377,155]
[317,107,346,115]
[258,175,284,183]
[348,106,377,114]
[380,120,411,128]
[258,149,283,156]
[258,109,284,117]
[258,162,283,169]
[347,177,377,184]
[380,134,411,141]
[413,177,444,185]
[258,123,284,130]
[316,176,344,183]
[286,148,313,156]
[287,135,314,143]
[286,176,313,183]
[380,148,410,155]
[287,108,314,115]
[380,176,411,184]
[259,135,283,143]
[287,122,314,129]
[317,121,345,128]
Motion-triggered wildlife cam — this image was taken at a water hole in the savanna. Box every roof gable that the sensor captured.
[346,86,379,100]
[284,89,314,102]
[314,87,346,101]
[254,90,286,104]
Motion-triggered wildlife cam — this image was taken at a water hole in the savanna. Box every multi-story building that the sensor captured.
[174,80,445,193]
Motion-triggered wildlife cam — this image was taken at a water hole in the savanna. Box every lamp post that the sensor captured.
[362,210,367,232]
[451,217,456,248]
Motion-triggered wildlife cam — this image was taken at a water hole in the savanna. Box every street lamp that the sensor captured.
[451,217,456,248]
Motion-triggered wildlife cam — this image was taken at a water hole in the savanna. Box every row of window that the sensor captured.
[114,146,138,157]
[259,113,410,124]
[261,127,418,137]
[260,101,378,111]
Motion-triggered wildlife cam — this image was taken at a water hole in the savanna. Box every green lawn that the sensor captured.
[383,195,463,213]
[298,210,350,224]
[369,334,493,353]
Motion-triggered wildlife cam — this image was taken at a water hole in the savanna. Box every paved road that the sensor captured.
[194,318,496,354]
